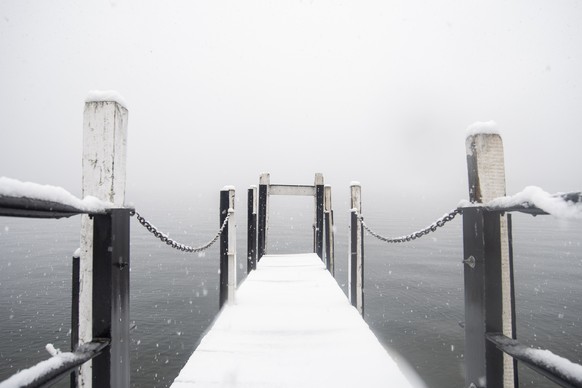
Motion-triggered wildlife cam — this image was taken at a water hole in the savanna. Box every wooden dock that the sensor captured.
[170,253,417,387]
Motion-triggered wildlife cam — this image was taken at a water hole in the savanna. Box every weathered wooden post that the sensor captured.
[324,185,335,274]
[257,173,269,260]
[349,182,364,315]
[314,173,324,259]
[247,186,257,273]
[80,94,128,388]
[464,126,516,388]
[219,186,236,308]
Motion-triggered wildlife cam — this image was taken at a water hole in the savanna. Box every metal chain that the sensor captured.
[355,208,461,243]
[131,211,230,253]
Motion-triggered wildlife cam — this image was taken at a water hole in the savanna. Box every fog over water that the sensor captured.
[1,1,581,210]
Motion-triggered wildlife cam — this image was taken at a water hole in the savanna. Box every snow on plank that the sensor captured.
[170,253,420,388]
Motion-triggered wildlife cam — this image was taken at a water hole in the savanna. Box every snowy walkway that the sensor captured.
[170,253,419,388]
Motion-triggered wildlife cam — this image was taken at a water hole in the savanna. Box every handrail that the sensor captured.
[475,191,581,216]
[0,340,109,388]
[487,334,582,388]
[0,195,93,219]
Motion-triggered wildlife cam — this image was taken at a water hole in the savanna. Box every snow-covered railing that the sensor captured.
[461,127,582,388]
[0,177,113,219]
[487,334,582,388]
[349,123,582,388]
[459,187,582,218]
[0,186,131,388]
[0,194,131,388]
[0,341,109,388]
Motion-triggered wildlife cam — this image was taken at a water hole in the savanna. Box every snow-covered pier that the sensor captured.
[2,99,582,388]
[170,253,416,387]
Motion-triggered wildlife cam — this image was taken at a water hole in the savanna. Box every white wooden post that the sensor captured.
[80,97,128,388]
[349,182,363,315]
[466,131,515,388]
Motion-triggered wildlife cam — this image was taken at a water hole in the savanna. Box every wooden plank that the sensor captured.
[269,184,316,196]
[170,254,416,388]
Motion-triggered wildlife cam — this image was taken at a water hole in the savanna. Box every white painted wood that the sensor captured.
[350,183,363,315]
[259,173,270,254]
[79,100,128,388]
[259,172,270,185]
[227,188,237,304]
[314,172,324,186]
[250,185,258,215]
[269,184,316,196]
[324,186,332,213]
[466,133,514,388]
[170,254,418,388]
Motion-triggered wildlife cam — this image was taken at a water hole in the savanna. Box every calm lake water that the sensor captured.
[0,196,581,387]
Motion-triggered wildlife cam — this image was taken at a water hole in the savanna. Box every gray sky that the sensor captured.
[1,1,581,214]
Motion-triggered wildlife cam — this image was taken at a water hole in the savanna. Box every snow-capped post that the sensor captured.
[464,122,516,388]
[324,185,335,274]
[247,186,258,273]
[219,186,236,308]
[314,173,325,259]
[349,182,364,315]
[80,92,128,388]
[257,173,270,260]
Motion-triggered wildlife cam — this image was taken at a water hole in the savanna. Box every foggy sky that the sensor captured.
[1,1,581,216]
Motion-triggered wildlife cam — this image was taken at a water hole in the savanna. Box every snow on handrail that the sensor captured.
[0,177,114,218]
[0,340,109,388]
[458,186,582,218]
[487,334,582,387]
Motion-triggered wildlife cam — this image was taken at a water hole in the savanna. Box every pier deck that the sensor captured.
[170,253,416,387]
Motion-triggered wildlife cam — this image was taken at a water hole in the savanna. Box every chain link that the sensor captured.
[355,208,461,243]
[131,211,230,253]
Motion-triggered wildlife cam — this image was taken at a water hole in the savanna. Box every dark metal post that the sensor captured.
[463,207,505,388]
[257,173,269,260]
[247,186,257,273]
[314,173,324,259]
[219,189,229,309]
[324,185,334,275]
[92,208,130,388]
[71,252,80,388]
[349,183,363,315]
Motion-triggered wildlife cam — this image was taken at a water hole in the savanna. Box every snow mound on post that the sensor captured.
[0,176,113,213]
[466,121,500,137]
[85,90,128,109]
